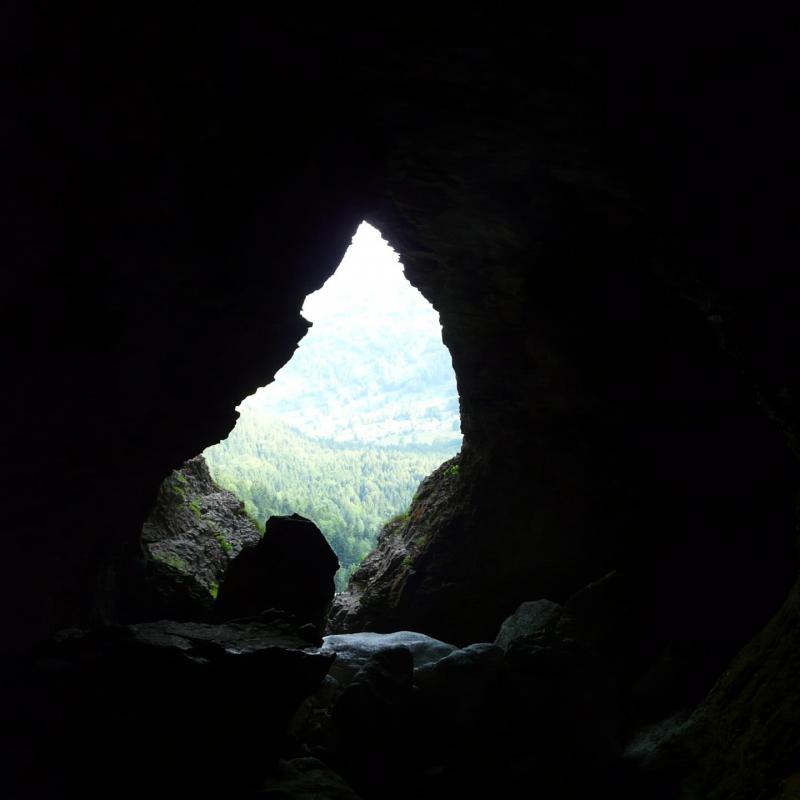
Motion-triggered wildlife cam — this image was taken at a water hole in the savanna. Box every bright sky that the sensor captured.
[300,222,434,325]
[231,221,460,445]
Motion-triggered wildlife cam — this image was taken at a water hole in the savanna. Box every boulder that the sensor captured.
[289,673,344,757]
[136,455,261,620]
[290,632,456,768]
[320,630,457,685]
[494,599,564,650]
[414,642,505,729]
[504,634,621,770]
[33,618,334,798]
[216,513,339,629]
[333,647,414,732]
[331,647,415,796]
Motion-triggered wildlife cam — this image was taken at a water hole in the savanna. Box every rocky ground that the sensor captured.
[14,502,758,800]
[82,452,789,799]
[13,586,743,799]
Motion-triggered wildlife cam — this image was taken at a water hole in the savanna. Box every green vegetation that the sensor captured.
[212,529,232,554]
[444,463,460,480]
[209,582,219,599]
[387,508,411,526]
[203,223,462,592]
[171,479,186,501]
[205,414,455,590]
[154,551,188,573]
[188,499,202,520]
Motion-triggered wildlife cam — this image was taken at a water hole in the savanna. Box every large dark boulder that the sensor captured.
[494,599,564,650]
[133,454,262,621]
[27,617,334,798]
[413,642,506,737]
[330,647,414,797]
[216,513,339,628]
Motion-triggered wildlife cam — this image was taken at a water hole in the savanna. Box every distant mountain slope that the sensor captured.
[205,414,456,589]
[204,223,462,589]
[240,223,462,447]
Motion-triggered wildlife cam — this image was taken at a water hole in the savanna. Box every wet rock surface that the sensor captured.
[320,630,457,684]
[291,591,654,799]
[135,455,261,620]
[216,514,339,629]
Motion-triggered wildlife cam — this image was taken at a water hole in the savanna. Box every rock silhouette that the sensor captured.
[216,514,339,629]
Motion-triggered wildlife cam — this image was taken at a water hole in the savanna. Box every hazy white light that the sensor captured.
[236,221,460,448]
[300,222,437,331]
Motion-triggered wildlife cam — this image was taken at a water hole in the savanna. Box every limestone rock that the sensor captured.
[504,634,622,770]
[672,577,800,800]
[333,646,414,731]
[34,618,334,797]
[331,647,415,796]
[291,631,456,767]
[494,599,564,650]
[327,455,465,637]
[320,630,457,685]
[216,513,339,629]
[414,642,506,731]
[137,454,261,620]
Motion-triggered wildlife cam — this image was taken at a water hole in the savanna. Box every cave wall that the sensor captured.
[0,6,379,647]
[344,16,799,707]
[0,7,796,735]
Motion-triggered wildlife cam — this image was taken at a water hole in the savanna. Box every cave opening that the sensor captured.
[139,222,462,615]
[5,10,799,798]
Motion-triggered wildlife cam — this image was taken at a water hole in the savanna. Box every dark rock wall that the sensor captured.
[0,7,377,648]
[349,19,798,694]
[1,8,797,758]
[682,576,800,798]
[328,455,466,634]
[216,513,339,629]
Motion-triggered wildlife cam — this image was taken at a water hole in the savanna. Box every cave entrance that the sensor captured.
[205,222,462,590]
[140,222,461,612]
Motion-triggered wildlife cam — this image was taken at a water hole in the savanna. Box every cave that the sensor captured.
[2,8,798,799]
[132,219,462,616]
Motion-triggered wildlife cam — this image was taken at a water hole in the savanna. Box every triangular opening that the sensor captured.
[205,222,461,589]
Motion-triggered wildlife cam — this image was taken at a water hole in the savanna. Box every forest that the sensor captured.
[205,412,457,589]
[204,223,462,590]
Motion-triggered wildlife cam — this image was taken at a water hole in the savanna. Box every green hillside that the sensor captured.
[204,223,462,590]
[205,413,457,589]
